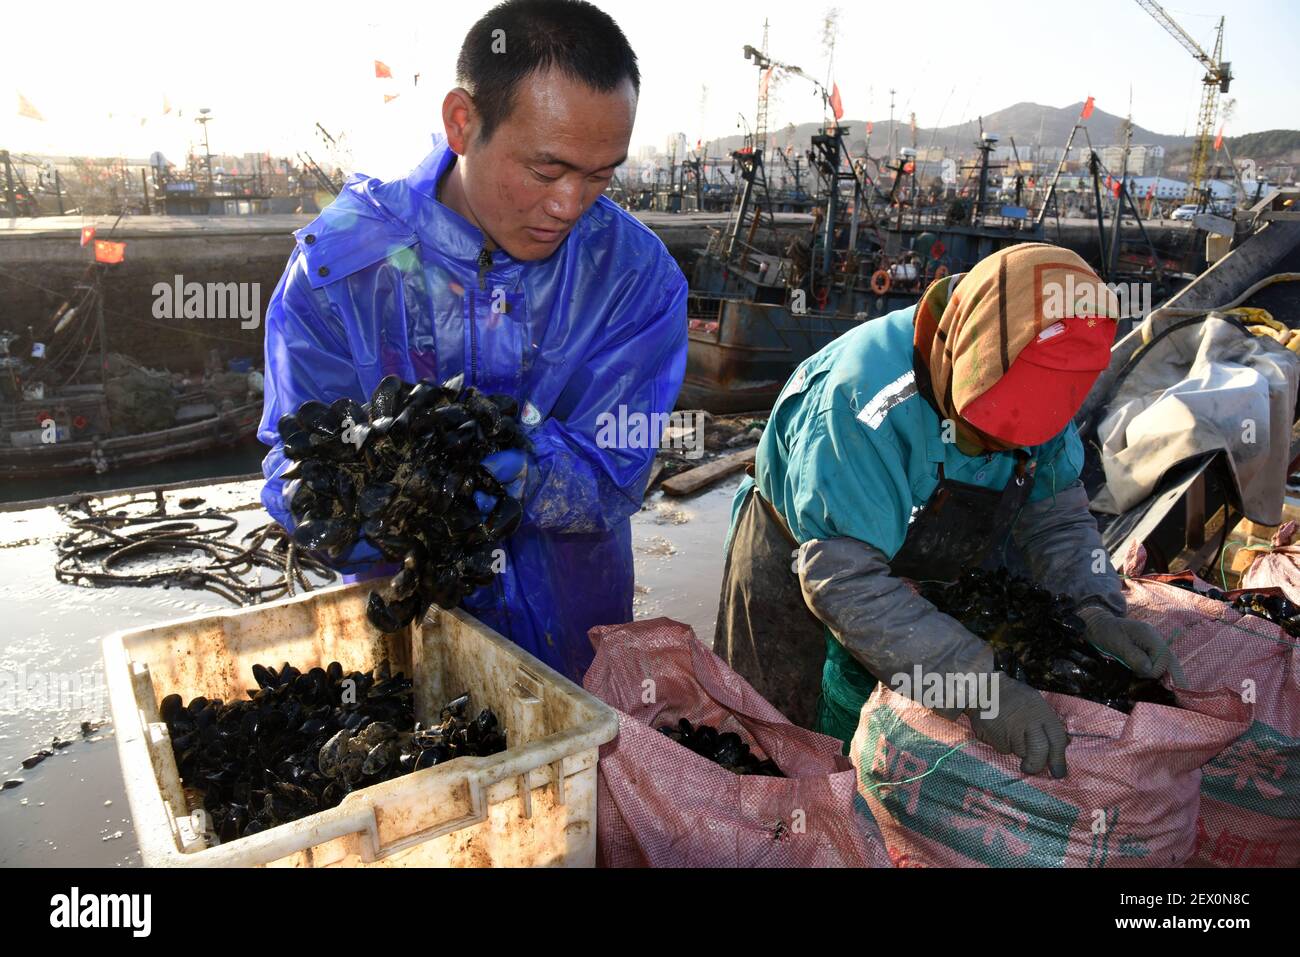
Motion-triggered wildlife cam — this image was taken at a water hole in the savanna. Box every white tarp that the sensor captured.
[1091,314,1299,523]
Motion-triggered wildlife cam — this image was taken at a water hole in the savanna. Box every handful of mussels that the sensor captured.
[1165,578,1300,638]
[277,373,528,632]
[656,718,784,776]
[919,568,1177,713]
[160,660,505,844]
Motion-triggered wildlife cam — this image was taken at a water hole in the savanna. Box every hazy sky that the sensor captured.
[3,0,1296,179]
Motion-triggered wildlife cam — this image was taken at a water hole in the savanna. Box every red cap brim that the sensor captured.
[962,363,1103,446]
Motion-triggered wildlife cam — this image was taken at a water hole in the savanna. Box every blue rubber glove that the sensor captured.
[280,480,387,577]
[474,449,528,515]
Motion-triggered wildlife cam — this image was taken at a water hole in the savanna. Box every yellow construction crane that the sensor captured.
[1135,1,1233,203]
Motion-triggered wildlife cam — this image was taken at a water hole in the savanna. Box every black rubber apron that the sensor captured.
[816,452,1036,741]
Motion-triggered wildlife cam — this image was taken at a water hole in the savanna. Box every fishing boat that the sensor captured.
[0,398,261,480]
[0,278,264,480]
[680,125,1049,412]
[681,116,1197,413]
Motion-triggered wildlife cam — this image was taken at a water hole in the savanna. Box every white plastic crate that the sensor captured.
[103,581,618,867]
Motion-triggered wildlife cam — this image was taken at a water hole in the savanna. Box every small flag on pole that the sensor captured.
[829,83,844,121]
[93,240,126,264]
[1214,125,1225,150]
[17,92,44,121]
[383,93,400,104]
[759,67,773,98]
[1081,95,1095,120]
[866,120,873,135]
[374,60,392,79]
[80,226,96,247]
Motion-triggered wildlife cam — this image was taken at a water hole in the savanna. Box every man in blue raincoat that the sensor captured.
[258,0,687,682]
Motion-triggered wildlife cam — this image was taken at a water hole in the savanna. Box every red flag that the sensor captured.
[759,67,773,99]
[93,240,126,264]
[829,83,844,121]
[1214,125,1224,150]
[1146,182,1156,198]
[80,226,96,247]
[374,60,392,79]
[1081,96,1095,120]
[1113,178,1122,198]
[866,120,874,135]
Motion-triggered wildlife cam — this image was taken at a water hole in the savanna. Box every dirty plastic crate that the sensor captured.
[103,581,618,867]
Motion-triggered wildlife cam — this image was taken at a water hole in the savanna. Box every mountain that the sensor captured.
[701,101,1298,163]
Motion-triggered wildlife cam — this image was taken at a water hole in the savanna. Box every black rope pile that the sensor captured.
[54,492,337,605]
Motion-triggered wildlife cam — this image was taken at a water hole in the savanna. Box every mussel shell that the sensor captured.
[330,396,368,427]
[462,549,497,587]
[300,460,336,495]
[353,481,392,520]
[370,375,406,418]
[334,471,357,512]
[484,497,522,540]
[297,400,342,438]
[277,413,306,441]
[489,393,519,419]
[391,564,420,601]
[292,518,357,553]
[366,591,402,633]
[282,431,314,461]
[432,404,471,432]
[160,693,184,723]
[441,693,471,720]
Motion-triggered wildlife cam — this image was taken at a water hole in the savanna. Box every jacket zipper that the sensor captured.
[470,243,491,386]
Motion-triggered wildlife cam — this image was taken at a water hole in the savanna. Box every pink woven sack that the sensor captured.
[1124,577,1300,867]
[851,681,1249,867]
[1241,543,1300,605]
[583,617,892,868]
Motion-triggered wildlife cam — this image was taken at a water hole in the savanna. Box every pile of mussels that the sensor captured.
[919,568,1177,713]
[277,374,528,632]
[161,660,505,843]
[1166,578,1300,637]
[657,718,784,776]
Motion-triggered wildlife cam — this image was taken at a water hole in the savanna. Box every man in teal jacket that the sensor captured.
[714,244,1169,777]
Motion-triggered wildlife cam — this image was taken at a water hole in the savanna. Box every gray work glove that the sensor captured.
[1077,605,1170,679]
[967,673,1070,779]
[798,537,1069,778]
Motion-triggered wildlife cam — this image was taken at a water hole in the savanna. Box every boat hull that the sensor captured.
[679,294,915,414]
[0,402,263,479]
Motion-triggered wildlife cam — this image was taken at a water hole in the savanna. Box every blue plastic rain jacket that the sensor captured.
[258,138,688,682]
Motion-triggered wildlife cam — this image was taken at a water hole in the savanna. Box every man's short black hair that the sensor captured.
[456,0,640,142]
